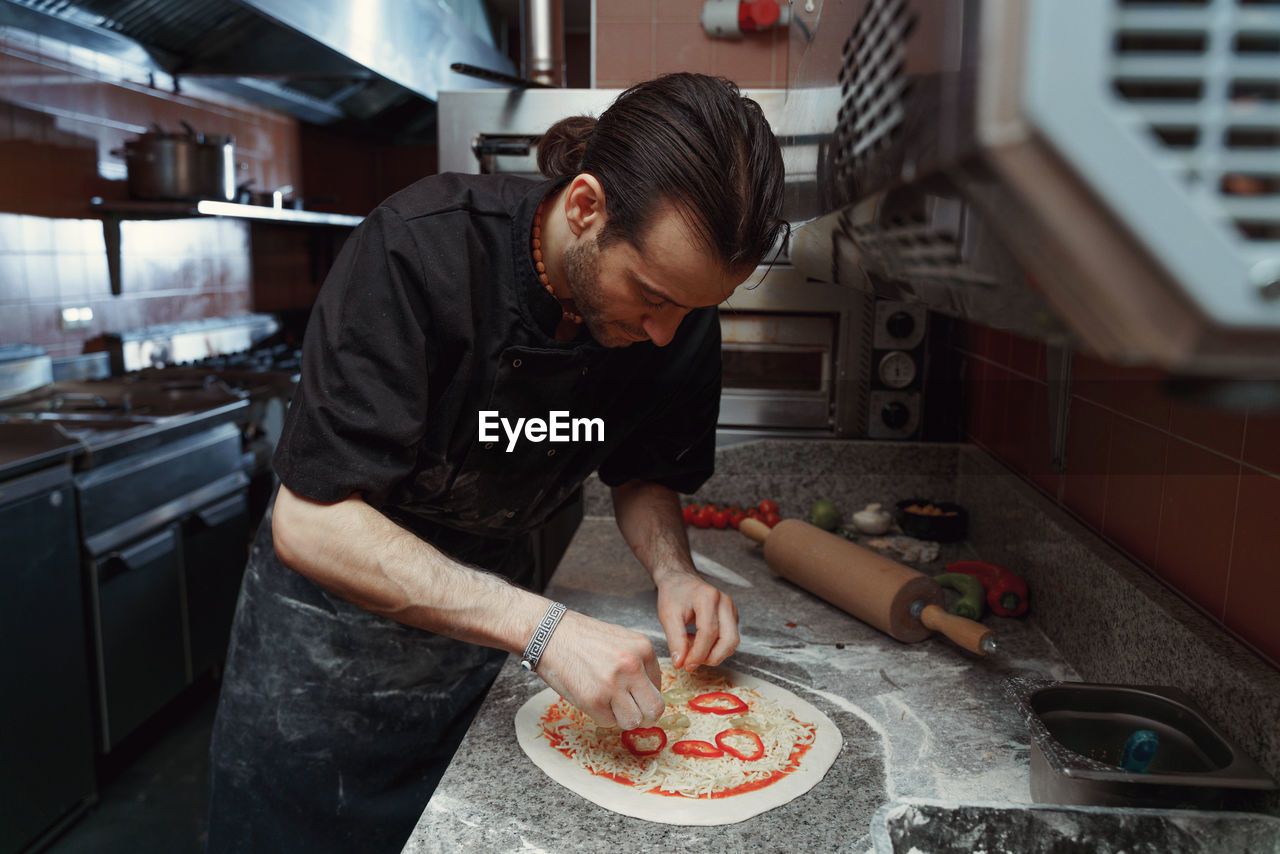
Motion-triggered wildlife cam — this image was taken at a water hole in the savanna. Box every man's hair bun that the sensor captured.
[537,115,597,177]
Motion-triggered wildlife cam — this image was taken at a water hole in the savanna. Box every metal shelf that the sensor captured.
[90,199,363,294]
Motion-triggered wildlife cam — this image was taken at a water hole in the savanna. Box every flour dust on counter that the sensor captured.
[722,599,1074,807]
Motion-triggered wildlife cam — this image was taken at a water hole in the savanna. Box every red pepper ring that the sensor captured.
[620,726,667,757]
[688,691,749,716]
[671,739,725,758]
[715,728,765,761]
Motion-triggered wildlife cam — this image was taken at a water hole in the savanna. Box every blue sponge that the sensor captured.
[1121,729,1160,773]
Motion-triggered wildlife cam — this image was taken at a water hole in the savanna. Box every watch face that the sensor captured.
[877,350,917,389]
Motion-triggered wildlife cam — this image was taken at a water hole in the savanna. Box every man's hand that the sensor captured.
[611,480,741,672]
[654,569,739,671]
[535,610,666,729]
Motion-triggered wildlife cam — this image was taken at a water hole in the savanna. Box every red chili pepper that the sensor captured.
[620,727,667,757]
[671,740,724,758]
[715,728,765,761]
[947,560,1029,617]
[688,691,749,715]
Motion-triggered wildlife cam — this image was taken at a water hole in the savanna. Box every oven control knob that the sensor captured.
[881,400,912,430]
[886,310,916,340]
[877,350,917,389]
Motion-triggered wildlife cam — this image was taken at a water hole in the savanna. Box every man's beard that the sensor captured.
[563,238,647,347]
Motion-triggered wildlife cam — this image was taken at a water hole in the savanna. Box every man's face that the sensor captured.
[563,206,749,348]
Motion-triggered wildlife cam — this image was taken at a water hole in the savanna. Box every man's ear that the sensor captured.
[563,173,606,238]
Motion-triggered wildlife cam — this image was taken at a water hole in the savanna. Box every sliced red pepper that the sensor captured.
[671,739,724,758]
[715,728,765,761]
[620,726,667,757]
[688,691,749,716]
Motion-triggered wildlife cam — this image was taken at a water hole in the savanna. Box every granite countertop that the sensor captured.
[404,439,1280,853]
[404,518,1075,853]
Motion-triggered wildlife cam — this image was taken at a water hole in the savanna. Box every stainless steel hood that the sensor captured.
[0,0,518,135]
[782,0,1280,379]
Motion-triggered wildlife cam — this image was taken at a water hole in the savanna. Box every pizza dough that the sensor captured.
[514,663,842,825]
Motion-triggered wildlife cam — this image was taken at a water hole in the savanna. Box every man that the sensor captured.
[206,73,786,852]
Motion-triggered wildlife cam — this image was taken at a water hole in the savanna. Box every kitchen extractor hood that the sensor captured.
[0,0,518,137]
[781,0,1280,379]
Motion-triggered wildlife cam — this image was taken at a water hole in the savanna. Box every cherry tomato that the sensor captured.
[704,504,719,514]
[758,500,779,516]
[763,510,781,528]
[682,505,699,525]
[692,507,713,529]
[745,507,763,520]
[710,509,729,529]
[727,509,745,530]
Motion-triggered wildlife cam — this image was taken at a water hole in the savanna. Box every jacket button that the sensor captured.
[547,449,556,456]
[513,358,523,367]
[485,442,494,449]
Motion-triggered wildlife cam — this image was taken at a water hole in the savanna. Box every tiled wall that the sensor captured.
[0,28,299,357]
[954,321,1280,668]
[595,0,789,88]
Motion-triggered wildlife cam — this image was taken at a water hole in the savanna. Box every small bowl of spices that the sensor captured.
[895,498,969,542]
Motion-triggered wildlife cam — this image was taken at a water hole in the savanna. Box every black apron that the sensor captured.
[204,500,533,854]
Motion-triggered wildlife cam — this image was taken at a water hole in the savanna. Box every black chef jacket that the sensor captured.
[273,172,722,543]
[206,173,724,854]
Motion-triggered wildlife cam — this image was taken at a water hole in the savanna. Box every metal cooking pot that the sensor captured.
[120,122,236,202]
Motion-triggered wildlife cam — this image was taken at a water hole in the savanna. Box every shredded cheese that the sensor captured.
[538,664,817,799]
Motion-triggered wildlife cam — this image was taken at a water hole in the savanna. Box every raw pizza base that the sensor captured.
[514,664,842,825]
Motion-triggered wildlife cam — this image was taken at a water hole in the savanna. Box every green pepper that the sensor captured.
[934,572,985,620]
[947,560,1029,617]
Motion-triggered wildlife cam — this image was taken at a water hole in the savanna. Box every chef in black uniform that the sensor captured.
[205,73,787,853]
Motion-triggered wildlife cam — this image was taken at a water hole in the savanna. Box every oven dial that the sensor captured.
[877,350,917,389]
[885,310,915,340]
[881,400,911,429]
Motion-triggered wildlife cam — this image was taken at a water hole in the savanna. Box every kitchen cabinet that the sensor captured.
[89,525,188,752]
[76,422,250,750]
[0,464,96,852]
[182,489,250,677]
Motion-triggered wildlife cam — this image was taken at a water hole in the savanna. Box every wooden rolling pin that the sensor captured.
[739,517,997,655]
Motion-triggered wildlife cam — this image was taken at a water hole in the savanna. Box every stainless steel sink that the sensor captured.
[1009,678,1277,811]
[871,800,1280,854]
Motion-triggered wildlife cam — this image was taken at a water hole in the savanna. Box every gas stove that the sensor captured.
[0,378,249,471]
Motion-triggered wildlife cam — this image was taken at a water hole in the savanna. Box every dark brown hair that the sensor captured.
[538,73,786,271]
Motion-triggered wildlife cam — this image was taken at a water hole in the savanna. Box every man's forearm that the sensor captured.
[271,484,546,654]
[612,480,740,670]
[274,483,668,729]
[611,480,696,584]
